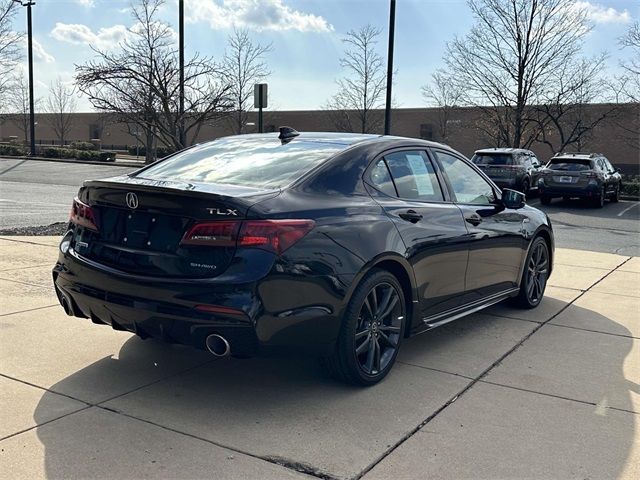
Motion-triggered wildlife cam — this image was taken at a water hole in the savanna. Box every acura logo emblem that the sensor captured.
[125,192,139,209]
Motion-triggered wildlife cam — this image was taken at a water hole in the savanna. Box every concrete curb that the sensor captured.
[2,155,144,168]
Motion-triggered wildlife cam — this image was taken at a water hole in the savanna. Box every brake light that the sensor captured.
[181,219,315,254]
[70,197,99,232]
[181,221,239,246]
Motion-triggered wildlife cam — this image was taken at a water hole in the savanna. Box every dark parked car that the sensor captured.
[471,148,543,195]
[538,153,622,208]
[53,129,554,385]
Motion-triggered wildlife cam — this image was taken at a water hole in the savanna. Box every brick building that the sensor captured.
[1,103,638,173]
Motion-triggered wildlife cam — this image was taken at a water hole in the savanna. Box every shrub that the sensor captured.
[99,151,117,162]
[0,144,26,156]
[621,176,640,197]
[70,141,98,151]
[127,145,176,158]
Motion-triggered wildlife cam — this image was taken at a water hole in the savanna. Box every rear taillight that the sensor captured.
[70,197,99,232]
[181,219,315,255]
[581,172,598,178]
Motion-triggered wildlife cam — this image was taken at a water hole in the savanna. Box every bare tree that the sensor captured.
[444,0,592,147]
[610,21,640,149]
[6,71,40,145]
[533,55,615,154]
[326,25,386,133]
[0,0,23,104]
[223,29,271,134]
[45,78,77,145]
[75,0,231,163]
[421,69,463,142]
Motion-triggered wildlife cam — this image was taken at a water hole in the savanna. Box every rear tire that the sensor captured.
[511,237,550,309]
[593,186,605,208]
[323,269,406,386]
[540,195,551,205]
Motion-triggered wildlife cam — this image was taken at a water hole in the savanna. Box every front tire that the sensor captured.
[512,237,550,309]
[611,183,620,203]
[323,269,406,386]
[520,178,530,196]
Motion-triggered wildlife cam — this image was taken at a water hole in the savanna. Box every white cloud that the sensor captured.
[50,23,128,50]
[24,38,55,63]
[76,0,95,7]
[574,1,631,24]
[185,0,333,32]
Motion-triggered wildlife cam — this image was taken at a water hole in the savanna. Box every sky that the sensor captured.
[8,0,639,112]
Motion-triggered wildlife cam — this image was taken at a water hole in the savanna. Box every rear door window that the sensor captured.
[369,159,397,196]
[383,151,444,201]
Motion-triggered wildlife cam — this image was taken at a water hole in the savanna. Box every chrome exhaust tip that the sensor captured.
[205,334,231,357]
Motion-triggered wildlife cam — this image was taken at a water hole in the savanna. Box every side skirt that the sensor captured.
[412,287,519,336]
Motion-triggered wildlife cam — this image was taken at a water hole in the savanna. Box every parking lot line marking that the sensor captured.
[617,201,639,217]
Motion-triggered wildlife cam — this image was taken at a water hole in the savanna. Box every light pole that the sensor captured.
[178,0,185,147]
[14,0,36,156]
[384,0,396,136]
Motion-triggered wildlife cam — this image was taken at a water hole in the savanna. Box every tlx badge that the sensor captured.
[207,208,238,216]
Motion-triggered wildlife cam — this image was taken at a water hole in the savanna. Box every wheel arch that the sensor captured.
[343,254,418,337]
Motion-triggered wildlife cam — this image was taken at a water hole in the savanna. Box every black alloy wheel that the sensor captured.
[323,269,406,385]
[594,186,605,208]
[354,282,403,376]
[611,183,620,203]
[512,237,549,309]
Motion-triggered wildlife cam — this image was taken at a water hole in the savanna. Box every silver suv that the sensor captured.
[471,148,542,195]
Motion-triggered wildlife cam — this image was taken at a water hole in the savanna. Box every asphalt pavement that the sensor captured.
[0,157,638,255]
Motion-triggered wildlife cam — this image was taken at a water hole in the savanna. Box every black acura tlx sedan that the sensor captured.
[53,128,554,385]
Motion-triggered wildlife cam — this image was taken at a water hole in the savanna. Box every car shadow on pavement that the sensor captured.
[32,304,638,479]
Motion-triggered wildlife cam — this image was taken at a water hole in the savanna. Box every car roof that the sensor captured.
[551,152,599,160]
[474,147,531,154]
[210,131,452,149]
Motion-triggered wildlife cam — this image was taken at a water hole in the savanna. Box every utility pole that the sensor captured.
[384,0,396,136]
[178,0,185,148]
[14,1,36,155]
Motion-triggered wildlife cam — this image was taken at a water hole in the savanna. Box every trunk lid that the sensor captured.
[73,175,279,278]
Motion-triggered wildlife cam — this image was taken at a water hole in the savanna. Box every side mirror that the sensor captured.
[501,188,526,209]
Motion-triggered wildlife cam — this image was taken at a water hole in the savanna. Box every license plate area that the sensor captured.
[560,176,573,183]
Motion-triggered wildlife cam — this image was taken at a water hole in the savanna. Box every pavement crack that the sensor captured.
[263,456,339,480]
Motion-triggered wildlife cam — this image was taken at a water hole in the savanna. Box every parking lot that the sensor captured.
[1,158,639,255]
[0,237,638,479]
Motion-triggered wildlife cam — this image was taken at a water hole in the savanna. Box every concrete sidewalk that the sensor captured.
[0,236,637,480]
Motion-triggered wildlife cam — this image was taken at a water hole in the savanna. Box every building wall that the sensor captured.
[1,104,638,173]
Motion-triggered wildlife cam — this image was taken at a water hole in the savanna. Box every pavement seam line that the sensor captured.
[477,379,639,415]
[0,405,93,443]
[0,263,53,273]
[0,304,57,317]
[92,405,338,480]
[0,277,51,289]
[0,237,60,248]
[394,362,476,380]
[353,257,633,480]
[544,321,639,339]
[0,373,93,406]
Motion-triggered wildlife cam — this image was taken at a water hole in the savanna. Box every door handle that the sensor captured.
[465,213,483,226]
[399,210,423,223]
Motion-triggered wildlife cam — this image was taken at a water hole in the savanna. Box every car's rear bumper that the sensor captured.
[538,181,600,198]
[53,247,349,356]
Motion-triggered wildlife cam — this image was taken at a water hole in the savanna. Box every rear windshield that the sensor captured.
[472,154,513,166]
[547,158,593,171]
[137,136,343,189]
